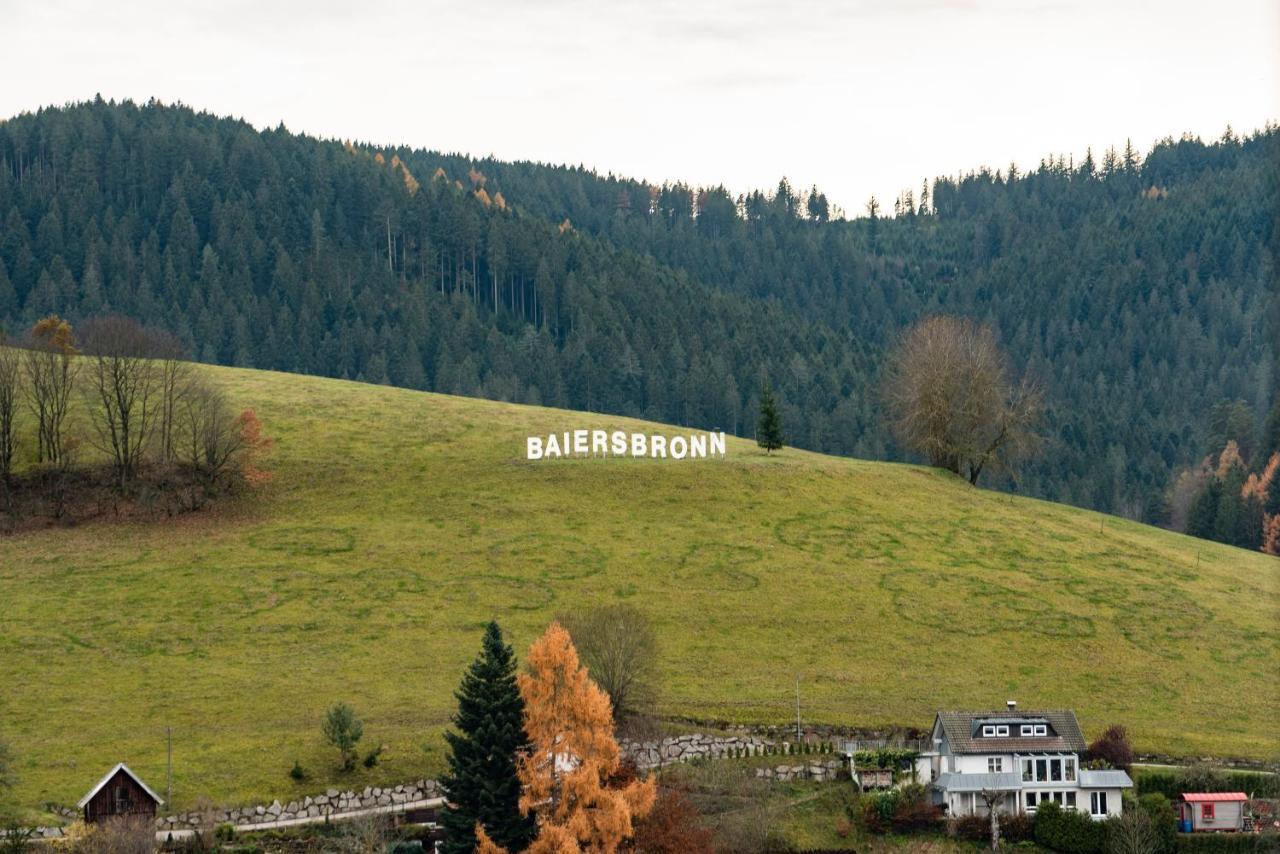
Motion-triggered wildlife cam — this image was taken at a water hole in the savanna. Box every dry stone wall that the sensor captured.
[28,733,842,838]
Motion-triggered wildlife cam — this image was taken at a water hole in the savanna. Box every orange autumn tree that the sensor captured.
[478,622,655,854]
[235,409,273,485]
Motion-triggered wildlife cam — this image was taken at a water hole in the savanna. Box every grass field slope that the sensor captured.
[0,365,1276,813]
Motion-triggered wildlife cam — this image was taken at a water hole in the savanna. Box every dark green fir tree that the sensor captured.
[439,622,534,853]
[757,383,783,454]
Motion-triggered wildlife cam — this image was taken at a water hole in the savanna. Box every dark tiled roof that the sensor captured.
[934,709,1086,754]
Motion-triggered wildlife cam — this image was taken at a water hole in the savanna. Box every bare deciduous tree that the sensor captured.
[883,315,1042,485]
[80,315,163,490]
[0,338,19,494]
[151,329,191,463]
[560,603,658,728]
[177,379,247,485]
[978,789,1005,850]
[22,315,79,466]
[1106,804,1161,854]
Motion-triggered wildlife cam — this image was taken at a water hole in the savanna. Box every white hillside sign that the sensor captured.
[526,429,726,460]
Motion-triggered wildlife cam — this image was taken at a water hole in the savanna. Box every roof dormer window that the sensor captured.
[982,725,995,736]
[996,725,1009,736]
[1021,724,1034,736]
[1034,724,1047,736]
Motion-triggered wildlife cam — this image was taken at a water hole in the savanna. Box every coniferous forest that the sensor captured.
[0,98,1275,531]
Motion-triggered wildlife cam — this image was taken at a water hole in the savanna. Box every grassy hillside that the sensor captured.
[0,364,1275,813]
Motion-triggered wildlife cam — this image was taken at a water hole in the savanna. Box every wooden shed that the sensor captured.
[77,763,164,824]
[1178,792,1247,833]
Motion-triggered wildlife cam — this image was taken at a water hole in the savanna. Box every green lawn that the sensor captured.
[0,364,1276,814]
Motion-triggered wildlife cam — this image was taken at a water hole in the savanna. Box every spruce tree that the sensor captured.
[440,622,535,853]
[757,383,784,453]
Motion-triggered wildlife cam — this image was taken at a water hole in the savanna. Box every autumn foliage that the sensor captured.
[236,409,273,485]
[622,783,716,854]
[478,622,656,854]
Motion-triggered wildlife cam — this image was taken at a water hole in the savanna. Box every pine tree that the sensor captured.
[757,383,783,453]
[440,622,535,854]
[479,622,655,854]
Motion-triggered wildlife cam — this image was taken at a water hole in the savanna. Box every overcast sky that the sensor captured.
[3,0,1276,211]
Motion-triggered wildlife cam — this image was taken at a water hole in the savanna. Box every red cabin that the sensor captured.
[1178,793,1247,833]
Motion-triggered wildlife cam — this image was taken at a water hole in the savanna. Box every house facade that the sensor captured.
[919,703,1131,821]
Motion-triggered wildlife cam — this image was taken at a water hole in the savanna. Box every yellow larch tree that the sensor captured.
[478,621,655,854]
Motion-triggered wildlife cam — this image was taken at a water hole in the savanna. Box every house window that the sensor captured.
[1036,759,1047,781]
[988,758,1003,773]
[1202,803,1215,822]
[982,725,995,737]
[1091,792,1109,816]
[1066,792,1077,809]
[1065,758,1076,782]
[1022,759,1033,782]
[1021,725,1034,736]
[1050,759,1062,781]
[1026,792,1038,809]
[1034,725,1047,736]
[1053,792,1064,804]
[114,785,132,813]
[996,725,1009,736]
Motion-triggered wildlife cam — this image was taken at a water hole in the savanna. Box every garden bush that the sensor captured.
[1034,801,1108,853]
[1136,768,1280,800]
[858,784,941,834]
[1173,834,1276,852]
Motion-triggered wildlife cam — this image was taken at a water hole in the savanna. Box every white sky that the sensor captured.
[3,0,1277,212]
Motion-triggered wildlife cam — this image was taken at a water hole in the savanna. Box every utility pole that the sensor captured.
[795,674,802,741]
[166,727,172,806]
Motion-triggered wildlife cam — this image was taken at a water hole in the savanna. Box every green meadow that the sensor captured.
[0,365,1275,813]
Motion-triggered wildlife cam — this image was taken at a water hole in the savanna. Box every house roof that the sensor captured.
[1078,769,1134,788]
[77,763,165,809]
[935,771,1023,792]
[933,709,1086,754]
[1180,793,1248,803]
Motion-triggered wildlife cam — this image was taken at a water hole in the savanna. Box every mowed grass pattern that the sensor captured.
[1,365,1276,812]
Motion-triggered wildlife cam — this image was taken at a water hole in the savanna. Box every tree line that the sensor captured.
[0,312,269,526]
[0,98,1274,526]
[1165,398,1280,554]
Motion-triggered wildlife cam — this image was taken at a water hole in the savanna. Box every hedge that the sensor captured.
[1136,769,1280,800]
[1034,802,1108,853]
[1174,834,1279,852]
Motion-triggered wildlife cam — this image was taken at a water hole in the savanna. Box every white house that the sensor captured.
[918,702,1131,821]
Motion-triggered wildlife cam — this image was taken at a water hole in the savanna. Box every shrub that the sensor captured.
[288,760,306,782]
[1034,801,1108,853]
[214,822,236,842]
[952,814,991,841]
[860,791,899,834]
[1002,811,1036,843]
[1087,725,1134,772]
[952,809,1034,845]
[362,745,383,768]
[1135,768,1279,800]
[1173,835,1274,852]
[1176,765,1229,793]
[859,784,941,834]
[0,821,34,854]
[1137,792,1178,854]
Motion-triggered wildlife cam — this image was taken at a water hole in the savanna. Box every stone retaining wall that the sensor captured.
[157,779,443,833]
[754,759,846,782]
[27,733,842,839]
